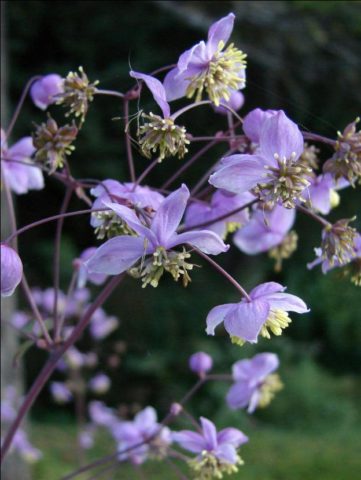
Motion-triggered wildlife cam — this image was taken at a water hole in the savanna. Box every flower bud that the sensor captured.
[1,244,23,297]
[30,74,64,110]
[189,352,213,376]
[214,90,244,115]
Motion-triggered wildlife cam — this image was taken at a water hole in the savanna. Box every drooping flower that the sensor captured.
[226,353,282,412]
[30,74,64,110]
[323,118,361,185]
[185,189,253,239]
[130,71,190,160]
[112,406,172,464]
[1,244,23,297]
[189,352,213,376]
[209,111,310,208]
[173,417,248,478]
[88,373,111,394]
[86,184,229,288]
[1,129,44,194]
[164,13,247,106]
[90,179,164,239]
[233,204,296,254]
[206,282,309,346]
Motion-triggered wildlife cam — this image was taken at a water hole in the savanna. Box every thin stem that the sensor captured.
[53,186,74,341]
[56,271,78,338]
[1,164,18,249]
[133,156,160,188]
[149,63,177,77]
[5,207,110,245]
[179,199,258,233]
[0,275,123,464]
[86,462,120,480]
[297,204,330,228]
[170,100,211,121]
[193,248,251,301]
[123,98,136,182]
[5,75,41,140]
[95,88,124,99]
[302,131,336,146]
[161,139,219,190]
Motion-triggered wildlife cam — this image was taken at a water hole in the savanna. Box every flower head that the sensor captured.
[130,71,189,160]
[210,111,310,208]
[112,406,172,464]
[173,417,248,478]
[86,184,229,288]
[164,13,247,106]
[206,282,309,346]
[226,353,282,412]
[30,74,64,110]
[1,244,23,297]
[1,129,44,194]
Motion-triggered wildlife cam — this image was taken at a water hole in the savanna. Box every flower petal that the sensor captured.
[172,430,206,453]
[130,71,170,118]
[207,13,235,56]
[243,108,277,143]
[209,155,266,195]
[224,300,269,343]
[163,68,189,102]
[85,236,145,275]
[217,427,249,447]
[169,230,229,254]
[151,184,189,245]
[214,444,238,464]
[206,303,237,335]
[260,111,304,161]
[200,417,218,450]
[8,137,35,159]
[226,382,254,410]
[266,292,309,313]
[249,282,285,300]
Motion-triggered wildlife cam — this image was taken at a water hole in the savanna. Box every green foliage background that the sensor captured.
[4,0,361,466]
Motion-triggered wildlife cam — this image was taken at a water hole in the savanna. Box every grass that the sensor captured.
[30,420,361,480]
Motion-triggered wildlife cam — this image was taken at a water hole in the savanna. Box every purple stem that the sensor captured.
[0,275,123,464]
[124,98,136,182]
[302,131,336,146]
[133,156,160,188]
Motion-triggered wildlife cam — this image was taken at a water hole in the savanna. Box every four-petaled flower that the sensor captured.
[206,282,309,346]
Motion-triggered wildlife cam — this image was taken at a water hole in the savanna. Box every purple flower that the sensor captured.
[89,401,116,427]
[242,108,278,144]
[173,417,248,476]
[206,282,309,345]
[78,428,95,450]
[86,184,229,287]
[89,307,119,339]
[305,173,349,215]
[189,352,213,376]
[1,129,44,194]
[112,407,172,464]
[226,353,282,412]
[233,204,296,254]
[89,373,111,394]
[209,111,309,208]
[164,13,246,106]
[1,244,23,297]
[185,189,253,239]
[214,90,245,115]
[50,382,73,404]
[12,430,42,463]
[30,74,64,110]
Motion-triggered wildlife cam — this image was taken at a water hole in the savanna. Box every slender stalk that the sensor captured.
[0,275,123,464]
[170,100,211,121]
[4,75,41,140]
[297,204,330,228]
[95,89,124,99]
[162,139,219,190]
[86,462,120,480]
[53,186,74,341]
[302,131,336,146]
[193,248,251,301]
[5,207,110,245]
[123,98,136,182]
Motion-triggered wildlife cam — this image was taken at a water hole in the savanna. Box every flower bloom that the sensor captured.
[89,307,119,340]
[88,373,111,394]
[1,129,44,194]
[242,108,278,145]
[30,74,64,110]
[206,282,309,346]
[305,173,348,215]
[1,244,23,297]
[226,353,282,412]
[90,179,164,239]
[209,111,310,208]
[233,204,296,254]
[50,382,73,404]
[164,13,246,106]
[173,417,248,478]
[185,189,253,239]
[86,184,229,288]
[112,407,172,465]
[130,71,190,160]
[189,352,213,376]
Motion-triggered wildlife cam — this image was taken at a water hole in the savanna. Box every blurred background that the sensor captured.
[2,1,361,478]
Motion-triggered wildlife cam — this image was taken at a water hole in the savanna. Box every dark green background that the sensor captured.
[5,0,361,434]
